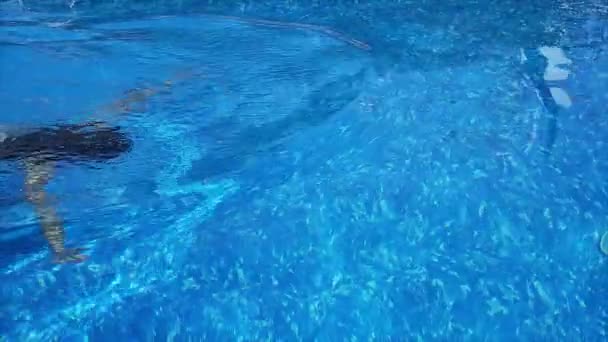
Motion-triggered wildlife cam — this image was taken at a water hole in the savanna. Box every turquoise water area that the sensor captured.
[1,0,607,340]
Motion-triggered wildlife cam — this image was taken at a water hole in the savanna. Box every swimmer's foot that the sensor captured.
[53,248,88,264]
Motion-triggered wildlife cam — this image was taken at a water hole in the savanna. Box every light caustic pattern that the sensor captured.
[1,4,608,341]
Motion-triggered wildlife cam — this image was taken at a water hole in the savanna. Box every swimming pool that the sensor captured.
[1,0,607,339]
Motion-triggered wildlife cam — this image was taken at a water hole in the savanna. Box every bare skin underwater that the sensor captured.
[1,69,196,263]
[0,15,368,265]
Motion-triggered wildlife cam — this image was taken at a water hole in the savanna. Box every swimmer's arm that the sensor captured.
[88,83,170,123]
[87,68,197,124]
[108,80,173,112]
[23,160,87,263]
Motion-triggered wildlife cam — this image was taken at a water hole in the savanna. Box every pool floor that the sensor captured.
[1,0,607,340]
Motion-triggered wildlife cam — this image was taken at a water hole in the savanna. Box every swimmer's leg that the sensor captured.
[23,159,87,263]
[535,80,561,155]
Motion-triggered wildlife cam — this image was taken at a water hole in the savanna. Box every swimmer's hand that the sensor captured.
[53,248,88,264]
[164,66,202,88]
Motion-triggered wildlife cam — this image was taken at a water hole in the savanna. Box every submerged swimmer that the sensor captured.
[520,46,573,155]
[1,72,192,263]
[1,124,132,263]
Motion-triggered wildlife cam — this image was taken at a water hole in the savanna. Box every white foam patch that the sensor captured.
[538,46,573,107]
[538,46,572,66]
[549,87,573,108]
[544,65,570,81]
[539,46,572,82]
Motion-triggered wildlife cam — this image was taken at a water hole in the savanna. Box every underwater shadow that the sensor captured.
[186,68,367,181]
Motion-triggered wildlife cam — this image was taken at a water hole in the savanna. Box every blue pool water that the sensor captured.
[1,0,607,340]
